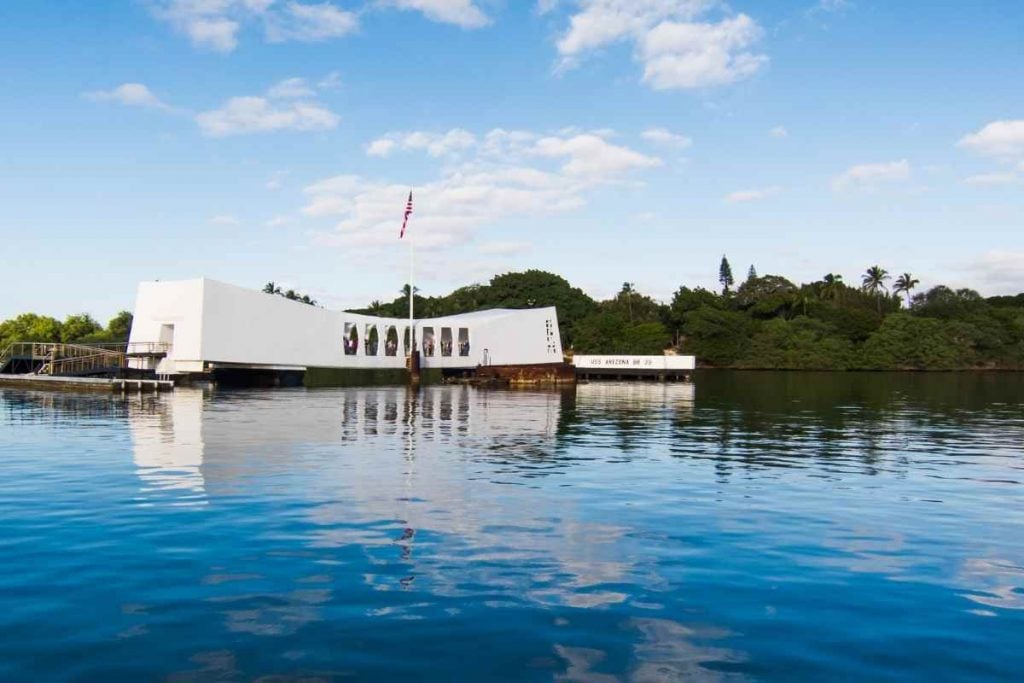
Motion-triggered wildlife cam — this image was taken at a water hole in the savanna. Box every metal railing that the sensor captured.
[39,352,126,376]
[1,342,128,376]
[67,341,171,356]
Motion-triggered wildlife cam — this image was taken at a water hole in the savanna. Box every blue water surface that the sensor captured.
[1,373,1022,681]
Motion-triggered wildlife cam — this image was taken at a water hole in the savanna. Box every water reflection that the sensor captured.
[2,375,1023,680]
[130,390,206,502]
[958,558,1024,612]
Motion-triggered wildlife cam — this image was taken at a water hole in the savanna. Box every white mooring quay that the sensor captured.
[572,355,696,381]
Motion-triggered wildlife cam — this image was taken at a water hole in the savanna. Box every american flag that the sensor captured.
[400,191,413,238]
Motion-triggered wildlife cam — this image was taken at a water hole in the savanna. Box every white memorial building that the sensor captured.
[128,278,564,377]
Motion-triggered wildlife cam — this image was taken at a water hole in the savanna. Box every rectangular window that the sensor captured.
[422,327,435,356]
[458,328,470,357]
[440,327,453,357]
[344,323,358,356]
[365,324,379,356]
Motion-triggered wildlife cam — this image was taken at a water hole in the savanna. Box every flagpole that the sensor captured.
[408,229,414,351]
[403,189,419,384]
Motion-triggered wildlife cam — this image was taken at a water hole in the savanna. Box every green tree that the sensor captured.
[737,317,854,370]
[622,322,671,354]
[912,286,983,319]
[858,313,970,370]
[861,266,890,313]
[681,306,754,366]
[735,274,798,319]
[814,304,884,343]
[893,273,920,307]
[572,312,628,354]
[719,255,735,294]
[484,271,597,346]
[620,282,636,322]
[61,314,102,343]
[820,273,844,302]
[0,313,63,349]
[747,265,757,283]
[263,281,317,306]
[106,311,134,342]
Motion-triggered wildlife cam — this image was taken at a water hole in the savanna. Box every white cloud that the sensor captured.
[366,138,398,157]
[365,129,477,157]
[87,77,340,137]
[196,96,339,136]
[265,1,358,42]
[553,1,767,90]
[638,15,767,89]
[963,172,1020,187]
[725,186,781,203]
[769,125,788,138]
[152,1,244,52]
[641,127,692,147]
[961,250,1024,294]
[832,159,911,191]
[555,0,712,57]
[957,120,1024,159]
[84,83,172,110]
[267,77,316,99]
[367,126,662,176]
[385,0,491,28]
[407,129,477,156]
[536,0,561,14]
[533,133,662,176]
[303,126,661,252]
[188,17,242,51]
[152,0,357,52]
[153,0,498,50]
[210,214,241,226]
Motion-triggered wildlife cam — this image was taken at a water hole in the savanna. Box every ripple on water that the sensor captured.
[1,374,1023,680]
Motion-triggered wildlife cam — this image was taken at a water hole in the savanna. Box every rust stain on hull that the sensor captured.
[450,363,576,386]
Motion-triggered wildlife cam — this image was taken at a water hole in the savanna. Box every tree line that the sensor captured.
[0,311,133,350]
[4,263,1021,371]
[354,262,1024,371]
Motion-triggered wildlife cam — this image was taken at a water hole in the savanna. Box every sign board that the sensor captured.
[571,355,696,371]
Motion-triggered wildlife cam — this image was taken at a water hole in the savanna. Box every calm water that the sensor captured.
[1,373,1023,681]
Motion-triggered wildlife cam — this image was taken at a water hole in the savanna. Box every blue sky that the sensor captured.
[1,0,1022,320]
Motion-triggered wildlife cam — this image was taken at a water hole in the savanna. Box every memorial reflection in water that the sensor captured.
[125,384,697,612]
[3,373,1024,680]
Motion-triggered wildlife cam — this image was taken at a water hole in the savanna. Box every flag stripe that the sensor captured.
[400,191,413,238]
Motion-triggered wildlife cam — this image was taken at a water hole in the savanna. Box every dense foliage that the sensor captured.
[4,264,1021,371]
[355,265,1024,370]
[0,311,133,350]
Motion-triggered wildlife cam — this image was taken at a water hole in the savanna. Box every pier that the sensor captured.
[0,374,173,393]
[571,355,695,382]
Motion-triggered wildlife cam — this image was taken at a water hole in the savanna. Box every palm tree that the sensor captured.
[861,266,890,313]
[821,273,844,302]
[620,282,636,322]
[791,289,816,318]
[893,273,920,307]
